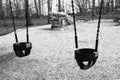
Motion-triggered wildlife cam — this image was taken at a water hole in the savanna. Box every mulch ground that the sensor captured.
[0,19,120,80]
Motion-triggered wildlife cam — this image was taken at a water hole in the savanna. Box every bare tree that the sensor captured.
[38,0,41,17]
[0,0,2,18]
[0,0,7,27]
[58,0,61,12]
[62,0,65,11]
[41,0,44,16]
[111,0,114,12]
[92,0,95,20]
[48,0,50,24]
[25,0,33,26]
[13,0,22,18]
[75,0,83,14]
[34,0,39,18]
[115,0,120,8]
[6,0,10,18]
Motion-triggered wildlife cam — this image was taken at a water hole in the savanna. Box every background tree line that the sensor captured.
[0,0,120,20]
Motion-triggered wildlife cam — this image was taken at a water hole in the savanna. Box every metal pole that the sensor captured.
[71,0,78,49]
[9,0,18,42]
[95,0,103,51]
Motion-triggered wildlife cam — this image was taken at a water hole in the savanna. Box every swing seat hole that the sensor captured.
[75,48,98,70]
[13,42,32,57]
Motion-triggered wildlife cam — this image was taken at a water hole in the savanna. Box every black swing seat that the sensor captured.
[75,48,98,70]
[13,42,32,57]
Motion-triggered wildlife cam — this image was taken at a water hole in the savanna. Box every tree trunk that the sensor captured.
[115,0,117,7]
[38,0,41,18]
[41,0,44,16]
[78,5,82,14]
[25,0,33,26]
[13,0,20,18]
[6,0,9,18]
[62,0,64,11]
[98,0,100,6]
[106,0,110,13]
[118,0,120,8]
[88,0,91,9]
[75,0,82,14]
[111,0,114,12]
[92,0,95,20]
[34,0,39,18]
[0,0,2,18]
[84,0,87,9]
[58,0,61,12]
[48,0,50,24]
[0,0,7,27]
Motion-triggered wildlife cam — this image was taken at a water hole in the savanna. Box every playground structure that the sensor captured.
[50,12,73,30]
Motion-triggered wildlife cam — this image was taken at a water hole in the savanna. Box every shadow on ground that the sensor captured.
[0,52,16,63]
[0,52,49,80]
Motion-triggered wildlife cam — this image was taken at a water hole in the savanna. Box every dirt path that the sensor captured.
[0,19,120,80]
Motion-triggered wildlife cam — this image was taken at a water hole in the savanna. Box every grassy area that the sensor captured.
[0,14,119,36]
[1,20,120,79]
[75,13,120,20]
[0,18,48,36]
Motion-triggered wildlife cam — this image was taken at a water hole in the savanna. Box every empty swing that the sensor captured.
[9,0,32,57]
[71,0,104,70]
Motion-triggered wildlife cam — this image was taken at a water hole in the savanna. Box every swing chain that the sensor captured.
[71,0,78,49]
[9,0,18,42]
[25,0,29,43]
[95,0,104,51]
